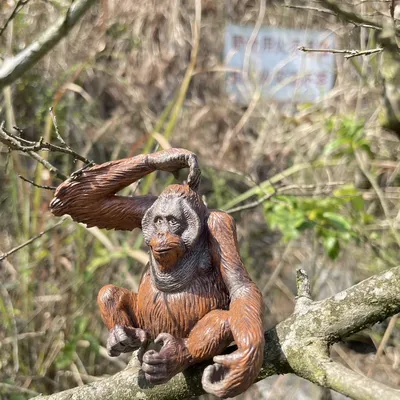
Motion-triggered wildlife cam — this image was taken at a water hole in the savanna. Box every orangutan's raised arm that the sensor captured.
[207,210,265,396]
[49,148,200,231]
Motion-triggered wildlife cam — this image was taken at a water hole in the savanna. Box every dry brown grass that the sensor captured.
[1,1,399,398]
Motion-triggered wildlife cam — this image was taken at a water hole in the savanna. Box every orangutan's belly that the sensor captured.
[136,270,229,338]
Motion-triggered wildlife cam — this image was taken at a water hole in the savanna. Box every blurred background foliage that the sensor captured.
[0,0,399,399]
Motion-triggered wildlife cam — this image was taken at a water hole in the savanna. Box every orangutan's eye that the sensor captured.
[167,216,179,228]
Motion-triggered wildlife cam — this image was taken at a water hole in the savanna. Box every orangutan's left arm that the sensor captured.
[207,211,265,388]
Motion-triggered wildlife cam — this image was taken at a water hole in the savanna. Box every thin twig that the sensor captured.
[284,2,382,30]
[355,151,400,247]
[49,107,72,150]
[0,383,38,396]
[390,0,395,19]
[226,182,347,214]
[11,126,35,144]
[298,46,384,59]
[1,331,46,345]
[0,286,19,373]
[69,163,95,180]
[1,123,94,175]
[226,191,275,214]
[9,129,93,163]
[0,217,67,261]
[284,4,336,16]
[318,0,383,30]
[0,0,30,37]
[0,123,68,180]
[262,241,293,296]
[18,174,56,191]
[367,314,399,376]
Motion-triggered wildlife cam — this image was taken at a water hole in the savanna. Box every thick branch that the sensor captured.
[320,355,400,400]
[34,266,400,400]
[280,268,400,344]
[0,0,97,90]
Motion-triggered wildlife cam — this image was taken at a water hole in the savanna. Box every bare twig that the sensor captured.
[284,4,336,16]
[1,331,46,345]
[367,314,399,376]
[0,286,19,373]
[18,174,56,191]
[0,0,30,37]
[49,107,72,150]
[226,191,275,214]
[298,46,384,59]
[69,162,95,180]
[318,0,383,30]
[11,126,35,145]
[390,0,395,19]
[0,383,38,396]
[0,122,94,179]
[285,2,382,30]
[226,182,347,214]
[262,241,293,296]
[0,122,68,180]
[0,217,67,262]
[355,151,400,247]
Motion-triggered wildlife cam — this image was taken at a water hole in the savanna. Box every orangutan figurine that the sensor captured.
[50,148,265,398]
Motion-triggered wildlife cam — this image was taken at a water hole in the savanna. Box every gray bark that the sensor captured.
[33,266,400,400]
[0,0,97,91]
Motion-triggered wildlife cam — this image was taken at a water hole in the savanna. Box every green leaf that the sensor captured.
[357,142,372,155]
[324,138,351,155]
[322,212,352,231]
[55,340,76,369]
[351,196,365,212]
[77,317,89,335]
[323,236,340,259]
[333,185,359,197]
[296,220,316,231]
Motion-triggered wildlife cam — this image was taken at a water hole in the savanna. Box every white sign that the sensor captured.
[224,24,336,103]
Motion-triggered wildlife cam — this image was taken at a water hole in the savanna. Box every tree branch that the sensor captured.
[0,0,97,90]
[315,353,400,400]
[0,217,67,261]
[284,3,381,30]
[0,122,95,181]
[34,266,400,400]
[284,4,336,16]
[298,45,384,59]
[318,0,383,30]
[0,123,68,180]
[0,0,31,37]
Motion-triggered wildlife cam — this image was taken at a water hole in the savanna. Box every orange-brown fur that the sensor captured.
[136,267,229,339]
